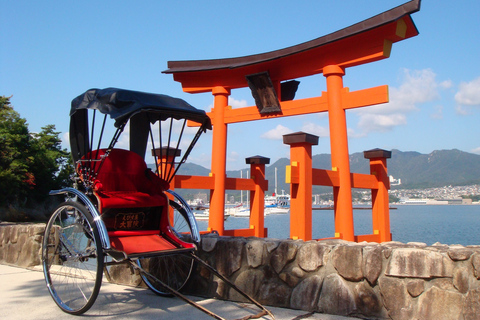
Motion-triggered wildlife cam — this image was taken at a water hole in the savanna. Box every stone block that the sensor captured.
[318,273,356,316]
[379,276,412,320]
[17,233,41,267]
[354,281,382,317]
[201,236,218,252]
[448,248,473,261]
[363,246,383,285]
[386,248,454,278]
[215,237,245,277]
[297,241,327,272]
[271,241,298,274]
[453,267,469,294]
[291,275,323,311]
[332,245,363,281]
[230,268,264,302]
[464,288,480,320]
[246,239,264,268]
[471,252,480,279]
[417,286,464,320]
[406,279,425,297]
[258,280,292,307]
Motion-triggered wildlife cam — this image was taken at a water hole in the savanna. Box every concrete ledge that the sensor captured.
[2,223,480,319]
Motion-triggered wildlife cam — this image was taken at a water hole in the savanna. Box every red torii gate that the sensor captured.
[163,0,421,241]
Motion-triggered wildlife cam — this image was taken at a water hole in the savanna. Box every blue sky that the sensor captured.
[2,1,480,170]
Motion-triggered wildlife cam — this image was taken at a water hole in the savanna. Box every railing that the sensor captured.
[164,154,270,238]
[284,132,392,242]
[156,131,392,243]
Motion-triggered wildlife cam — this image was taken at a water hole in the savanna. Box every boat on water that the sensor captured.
[227,191,291,217]
[198,208,230,221]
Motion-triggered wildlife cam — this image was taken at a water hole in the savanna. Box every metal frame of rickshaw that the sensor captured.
[42,88,274,320]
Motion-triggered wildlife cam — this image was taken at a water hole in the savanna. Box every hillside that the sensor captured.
[165,149,480,196]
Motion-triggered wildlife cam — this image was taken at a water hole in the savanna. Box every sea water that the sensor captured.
[195,205,480,246]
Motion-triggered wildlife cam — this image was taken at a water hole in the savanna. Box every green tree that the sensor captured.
[0,96,74,211]
[0,96,32,206]
[29,124,74,203]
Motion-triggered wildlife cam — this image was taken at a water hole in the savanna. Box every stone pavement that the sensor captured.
[0,264,361,320]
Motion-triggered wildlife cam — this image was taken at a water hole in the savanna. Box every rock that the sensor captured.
[379,276,411,319]
[201,236,218,252]
[246,239,264,268]
[431,278,454,291]
[464,288,480,320]
[363,246,383,285]
[406,279,425,297]
[265,240,279,253]
[28,224,45,236]
[417,286,464,320]
[297,241,327,272]
[5,243,19,264]
[291,266,305,278]
[258,280,292,307]
[215,237,244,277]
[448,248,473,261]
[17,233,41,267]
[107,264,142,287]
[318,274,355,316]
[453,267,469,294]
[291,275,323,311]
[386,248,454,278]
[407,242,427,247]
[229,268,264,302]
[471,252,480,279]
[279,271,300,288]
[383,247,392,259]
[354,281,382,317]
[271,241,298,274]
[332,245,363,281]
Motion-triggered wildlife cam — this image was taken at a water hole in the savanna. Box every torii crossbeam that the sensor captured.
[163,0,421,240]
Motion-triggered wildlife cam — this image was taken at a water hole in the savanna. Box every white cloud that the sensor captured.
[261,124,294,140]
[301,122,329,137]
[229,97,248,108]
[354,68,445,134]
[471,147,480,155]
[205,96,248,110]
[455,77,480,107]
[357,113,407,133]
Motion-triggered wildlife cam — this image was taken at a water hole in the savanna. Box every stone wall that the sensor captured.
[2,223,480,319]
[0,223,44,267]
[182,236,480,320]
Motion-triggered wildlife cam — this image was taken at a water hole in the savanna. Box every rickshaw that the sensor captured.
[42,88,274,319]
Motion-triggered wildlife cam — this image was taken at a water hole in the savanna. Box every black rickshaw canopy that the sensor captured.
[69,87,212,164]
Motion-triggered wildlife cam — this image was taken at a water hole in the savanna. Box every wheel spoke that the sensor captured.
[43,202,104,315]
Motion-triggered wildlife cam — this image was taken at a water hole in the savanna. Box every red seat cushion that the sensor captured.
[110,234,176,255]
[78,149,169,211]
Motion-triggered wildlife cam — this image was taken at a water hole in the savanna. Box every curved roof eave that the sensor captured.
[163,0,420,74]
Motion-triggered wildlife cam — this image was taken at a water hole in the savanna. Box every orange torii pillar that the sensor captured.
[284,132,318,240]
[208,86,230,235]
[324,65,355,241]
[246,156,269,238]
[364,149,392,242]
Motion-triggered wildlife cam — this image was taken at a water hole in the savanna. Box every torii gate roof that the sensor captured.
[163,0,421,93]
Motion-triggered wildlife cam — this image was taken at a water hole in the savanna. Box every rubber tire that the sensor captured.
[42,201,104,314]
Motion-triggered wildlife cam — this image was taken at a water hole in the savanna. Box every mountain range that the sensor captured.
[163,149,480,196]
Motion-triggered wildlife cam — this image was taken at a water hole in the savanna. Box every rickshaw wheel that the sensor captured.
[138,200,198,296]
[42,201,104,315]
